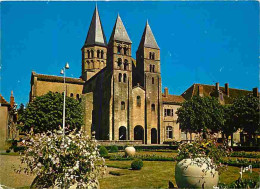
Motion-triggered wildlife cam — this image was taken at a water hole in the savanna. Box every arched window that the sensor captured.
[118,58,122,68]
[119,126,126,140]
[123,47,128,55]
[121,101,125,110]
[124,59,128,70]
[151,104,155,111]
[152,77,154,84]
[166,126,173,139]
[119,73,122,82]
[101,50,104,59]
[76,94,80,101]
[153,65,155,72]
[70,93,73,97]
[97,50,100,58]
[87,50,90,58]
[123,74,127,83]
[137,96,141,107]
[117,46,121,54]
[150,65,152,72]
[152,53,155,60]
[149,52,152,59]
[91,50,94,58]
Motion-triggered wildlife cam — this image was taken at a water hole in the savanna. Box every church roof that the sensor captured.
[83,5,107,47]
[32,72,85,85]
[138,21,159,50]
[109,14,132,44]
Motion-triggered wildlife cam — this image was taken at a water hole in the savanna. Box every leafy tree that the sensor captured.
[231,94,259,145]
[176,96,225,137]
[19,92,83,133]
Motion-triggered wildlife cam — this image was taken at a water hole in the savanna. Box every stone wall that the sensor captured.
[0,106,9,149]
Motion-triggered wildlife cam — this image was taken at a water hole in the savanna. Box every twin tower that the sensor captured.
[81,6,163,144]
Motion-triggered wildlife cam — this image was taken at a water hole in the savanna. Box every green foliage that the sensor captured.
[232,94,259,137]
[109,171,122,176]
[99,146,108,157]
[131,159,143,170]
[218,178,260,189]
[109,145,119,153]
[231,151,260,158]
[222,105,239,138]
[6,149,11,153]
[19,92,83,133]
[176,96,224,134]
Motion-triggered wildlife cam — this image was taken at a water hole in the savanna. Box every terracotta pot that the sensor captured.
[175,158,219,188]
[125,146,136,156]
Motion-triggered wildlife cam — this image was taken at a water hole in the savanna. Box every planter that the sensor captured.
[175,158,219,188]
[125,146,136,157]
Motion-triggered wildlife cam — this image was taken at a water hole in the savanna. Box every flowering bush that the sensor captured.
[16,128,106,188]
[176,136,231,173]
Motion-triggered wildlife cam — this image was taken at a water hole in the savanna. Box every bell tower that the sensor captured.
[136,21,163,144]
[81,5,107,81]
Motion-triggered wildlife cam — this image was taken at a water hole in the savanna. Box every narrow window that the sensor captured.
[101,50,104,59]
[150,65,152,72]
[152,77,154,84]
[121,101,125,110]
[164,109,167,117]
[123,47,128,55]
[70,93,73,97]
[87,50,90,58]
[91,50,94,58]
[118,58,122,68]
[76,94,80,101]
[97,50,100,58]
[149,52,152,59]
[117,46,121,54]
[152,53,155,60]
[151,104,155,111]
[171,109,174,116]
[119,73,122,82]
[124,59,128,70]
[123,74,127,83]
[166,126,173,139]
[153,65,155,72]
[137,96,141,107]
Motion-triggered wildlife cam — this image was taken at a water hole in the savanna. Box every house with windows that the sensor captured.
[29,6,258,144]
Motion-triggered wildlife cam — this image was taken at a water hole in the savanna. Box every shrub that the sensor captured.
[110,145,119,153]
[131,159,143,170]
[109,171,122,176]
[16,128,106,188]
[218,178,259,188]
[99,146,108,157]
[6,149,10,153]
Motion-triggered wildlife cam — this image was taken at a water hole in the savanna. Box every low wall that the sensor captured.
[97,140,143,146]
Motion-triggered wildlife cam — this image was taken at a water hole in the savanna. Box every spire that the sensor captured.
[138,21,159,50]
[109,14,132,43]
[84,5,107,47]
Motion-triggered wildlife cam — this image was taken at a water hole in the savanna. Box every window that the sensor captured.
[149,52,155,60]
[152,77,154,84]
[117,46,121,54]
[87,50,90,58]
[164,109,174,117]
[151,104,155,111]
[76,94,80,101]
[137,96,141,107]
[123,74,127,83]
[124,59,128,70]
[101,50,104,59]
[153,65,155,72]
[97,50,100,58]
[150,65,152,72]
[166,126,173,139]
[70,93,73,97]
[118,58,122,68]
[123,47,128,55]
[121,101,125,110]
[91,50,94,58]
[119,73,122,82]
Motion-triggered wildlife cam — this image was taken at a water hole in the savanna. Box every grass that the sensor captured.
[1,151,259,189]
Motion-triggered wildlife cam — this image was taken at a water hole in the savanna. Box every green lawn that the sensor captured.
[1,152,259,189]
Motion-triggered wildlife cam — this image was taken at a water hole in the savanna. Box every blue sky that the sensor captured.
[1,1,259,106]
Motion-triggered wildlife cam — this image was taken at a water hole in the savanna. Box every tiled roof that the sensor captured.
[32,72,85,85]
[181,83,253,104]
[138,21,159,50]
[0,94,10,106]
[109,14,132,43]
[83,5,107,47]
[162,94,185,104]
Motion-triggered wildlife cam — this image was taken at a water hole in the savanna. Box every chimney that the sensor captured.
[225,83,229,97]
[216,82,219,91]
[164,87,169,97]
[10,91,14,108]
[253,87,258,97]
[198,85,204,97]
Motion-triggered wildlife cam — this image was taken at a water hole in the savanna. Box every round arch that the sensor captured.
[134,125,144,143]
[119,126,126,140]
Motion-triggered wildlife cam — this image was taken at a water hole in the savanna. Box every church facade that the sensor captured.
[29,6,257,144]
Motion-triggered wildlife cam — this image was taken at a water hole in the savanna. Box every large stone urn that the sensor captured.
[125,146,136,157]
[175,158,219,189]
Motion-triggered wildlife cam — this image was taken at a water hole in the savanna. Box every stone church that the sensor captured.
[29,6,257,144]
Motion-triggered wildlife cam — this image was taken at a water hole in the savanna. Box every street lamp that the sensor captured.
[60,62,69,141]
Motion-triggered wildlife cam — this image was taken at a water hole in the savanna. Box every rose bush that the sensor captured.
[16,128,106,188]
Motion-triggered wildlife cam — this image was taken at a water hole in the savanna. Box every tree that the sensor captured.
[176,96,225,137]
[231,94,259,145]
[19,92,83,133]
